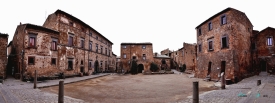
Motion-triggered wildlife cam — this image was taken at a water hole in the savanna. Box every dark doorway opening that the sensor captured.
[260,60,266,71]
[207,62,212,75]
[221,61,226,74]
[132,56,136,60]
[94,60,99,73]
[80,67,84,73]
[137,64,144,73]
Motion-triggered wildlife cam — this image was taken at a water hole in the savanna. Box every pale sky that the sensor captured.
[1,0,275,56]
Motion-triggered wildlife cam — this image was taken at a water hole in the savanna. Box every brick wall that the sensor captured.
[0,33,8,78]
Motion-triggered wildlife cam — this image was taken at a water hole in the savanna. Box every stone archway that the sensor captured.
[137,64,144,73]
[94,60,99,73]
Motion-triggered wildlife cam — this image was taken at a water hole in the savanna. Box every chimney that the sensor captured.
[154,53,157,57]
[20,22,22,25]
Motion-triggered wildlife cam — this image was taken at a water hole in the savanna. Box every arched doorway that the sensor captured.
[137,64,144,73]
[94,60,99,73]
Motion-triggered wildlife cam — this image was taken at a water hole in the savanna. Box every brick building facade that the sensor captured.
[0,33,8,79]
[120,43,153,73]
[253,27,275,75]
[8,9,113,80]
[195,7,253,82]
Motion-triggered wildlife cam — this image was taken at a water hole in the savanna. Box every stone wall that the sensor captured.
[0,33,8,78]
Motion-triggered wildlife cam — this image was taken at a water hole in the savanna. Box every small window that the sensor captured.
[252,42,256,50]
[208,22,212,31]
[142,45,146,49]
[221,36,229,48]
[68,33,74,47]
[142,54,146,60]
[80,38,85,48]
[105,48,107,55]
[101,46,103,53]
[51,58,56,65]
[122,45,127,48]
[267,37,273,46]
[198,44,202,52]
[68,59,73,70]
[100,61,103,67]
[96,36,98,40]
[81,27,85,32]
[123,54,127,58]
[89,41,92,51]
[69,22,74,26]
[89,60,93,69]
[96,44,98,52]
[89,32,92,36]
[51,38,58,50]
[221,15,227,25]
[198,28,202,36]
[109,50,111,56]
[208,40,214,51]
[81,60,83,65]
[29,33,37,48]
[28,57,35,65]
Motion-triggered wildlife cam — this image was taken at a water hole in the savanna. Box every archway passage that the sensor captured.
[94,60,99,73]
[260,60,266,71]
[137,64,144,73]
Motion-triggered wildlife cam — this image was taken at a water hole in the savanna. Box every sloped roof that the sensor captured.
[24,23,59,34]
[154,54,170,59]
[54,9,113,45]
[121,42,152,45]
[0,33,8,37]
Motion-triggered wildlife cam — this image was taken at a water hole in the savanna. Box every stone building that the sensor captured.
[43,9,113,74]
[120,42,153,73]
[8,24,60,79]
[195,7,253,82]
[160,48,172,56]
[153,53,171,70]
[109,52,117,72]
[0,33,8,79]
[173,43,197,72]
[253,27,275,75]
[8,9,113,80]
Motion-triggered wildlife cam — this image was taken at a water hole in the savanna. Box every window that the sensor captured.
[267,37,273,46]
[122,45,127,48]
[221,36,229,48]
[81,60,83,65]
[28,57,35,65]
[142,45,146,49]
[198,28,202,36]
[89,32,92,36]
[68,58,73,70]
[96,36,98,40]
[69,22,74,26]
[96,44,98,52]
[198,44,202,52]
[68,33,74,47]
[29,33,37,48]
[51,38,58,50]
[100,61,103,68]
[101,46,103,53]
[208,40,214,51]
[252,42,256,50]
[208,22,212,31]
[51,58,56,65]
[105,48,107,55]
[123,54,127,58]
[142,54,146,60]
[109,50,111,56]
[89,60,93,69]
[105,61,107,69]
[221,15,227,25]
[89,41,92,51]
[80,38,85,48]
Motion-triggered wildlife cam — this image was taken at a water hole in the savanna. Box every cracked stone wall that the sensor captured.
[195,9,253,82]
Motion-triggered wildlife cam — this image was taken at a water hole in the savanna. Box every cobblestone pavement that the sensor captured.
[0,73,110,103]
[177,74,275,103]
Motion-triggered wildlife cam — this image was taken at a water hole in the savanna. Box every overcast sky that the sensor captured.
[1,0,275,56]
